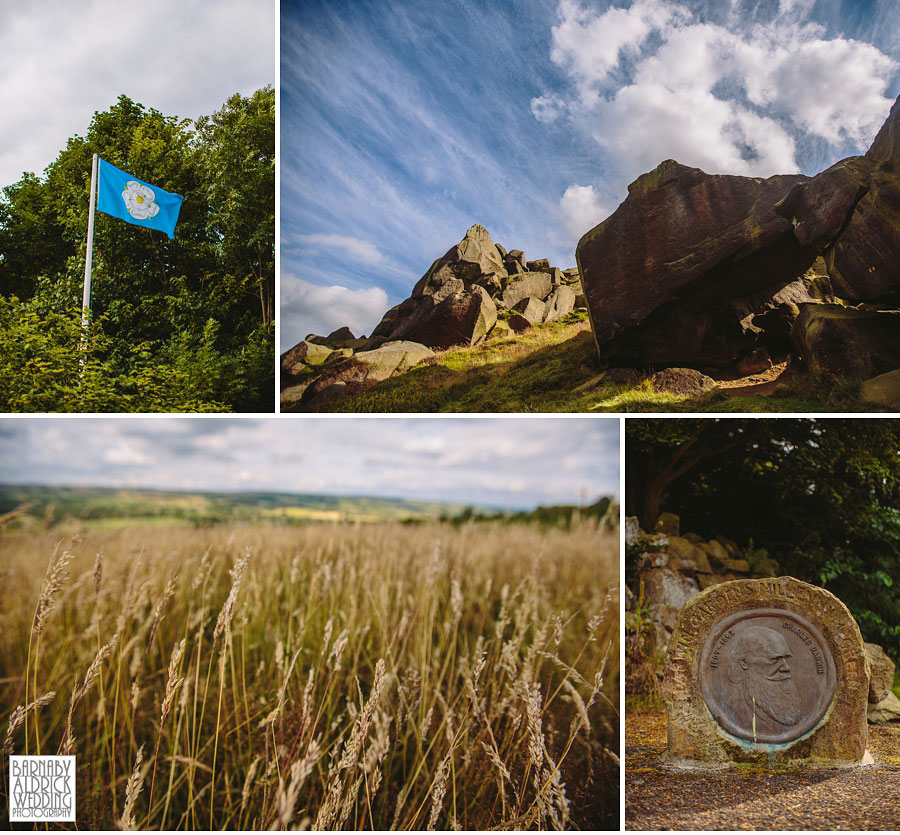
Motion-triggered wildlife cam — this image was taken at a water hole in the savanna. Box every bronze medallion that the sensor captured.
[699,608,836,744]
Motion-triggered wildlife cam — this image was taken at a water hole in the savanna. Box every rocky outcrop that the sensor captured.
[778,96,900,303]
[576,160,814,367]
[865,643,900,724]
[628,514,779,661]
[282,225,585,408]
[367,225,580,351]
[577,95,900,381]
[860,369,900,410]
[791,304,900,379]
[300,341,434,409]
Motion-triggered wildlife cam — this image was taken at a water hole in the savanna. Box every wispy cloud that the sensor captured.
[281,0,899,342]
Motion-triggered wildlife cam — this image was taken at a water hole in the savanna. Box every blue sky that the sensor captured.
[0,417,619,509]
[281,0,900,347]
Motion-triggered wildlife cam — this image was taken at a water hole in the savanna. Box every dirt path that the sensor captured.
[626,710,900,830]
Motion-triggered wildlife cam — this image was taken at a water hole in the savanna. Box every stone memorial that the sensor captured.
[662,576,870,767]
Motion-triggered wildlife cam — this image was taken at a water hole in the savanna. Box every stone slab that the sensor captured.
[662,576,869,767]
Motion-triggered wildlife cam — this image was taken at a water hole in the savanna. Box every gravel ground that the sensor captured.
[626,710,900,830]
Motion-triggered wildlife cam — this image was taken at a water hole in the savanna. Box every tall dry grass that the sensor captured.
[0,521,619,829]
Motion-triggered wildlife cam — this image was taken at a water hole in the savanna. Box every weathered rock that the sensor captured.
[735,347,772,376]
[501,272,553,308]
[322,347,354,365]
[865,643,896,704]
[625,516,641,546]
[640,566,698,613]
[868,691,900,724]
[400,286,497,349]
[489,319,512,339]
[526,258,551,271]
[412,224,507,298]
[656,512,680,537]
[721,558,750,573]
[281,340,334,376]
[662,577,870,766]
[507,313,532,333]
[668,536,712,573]
[507,249,526,267]
[792,304,900,379]
[859,368,900,410]
[301,341,434,408]
[649,368,717,397]
[511,296,547,324]
[577,159,814,365]
[543,285,576,322]
[698,540,729,568]
[776,95,900,302]
[474,272,504,296]
[280,381,312,409]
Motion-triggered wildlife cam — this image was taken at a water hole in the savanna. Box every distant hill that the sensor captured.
[0,484,477,529]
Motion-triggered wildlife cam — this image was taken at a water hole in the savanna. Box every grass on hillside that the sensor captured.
[304,316,876,413]
[0,520,619,830]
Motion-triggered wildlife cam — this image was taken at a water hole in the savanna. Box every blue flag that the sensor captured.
[96,158,183,239]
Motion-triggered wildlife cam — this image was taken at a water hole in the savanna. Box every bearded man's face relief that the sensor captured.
[737,627,802,728]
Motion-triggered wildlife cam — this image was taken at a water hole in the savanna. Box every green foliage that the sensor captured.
[630,418,900,658]
[0,90,274,412]
[0,296,225,412]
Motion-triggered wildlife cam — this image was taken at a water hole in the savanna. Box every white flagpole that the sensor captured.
[82,153,98,331]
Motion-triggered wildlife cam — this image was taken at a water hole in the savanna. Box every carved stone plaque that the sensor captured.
[661,577,870,766]
[699,609,836,743]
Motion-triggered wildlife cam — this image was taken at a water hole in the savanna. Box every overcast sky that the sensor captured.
[281,0,900,347]
[0,417,620,509]
[0,1,276,189]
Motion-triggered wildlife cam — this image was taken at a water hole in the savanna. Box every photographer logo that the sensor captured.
[8,755,76,822]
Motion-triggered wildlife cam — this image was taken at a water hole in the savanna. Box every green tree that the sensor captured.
[0,90,275,412]
[196,86,275,326]
[627,418,900,656]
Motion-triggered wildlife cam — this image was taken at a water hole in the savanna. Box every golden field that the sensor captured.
[0,520,619,830]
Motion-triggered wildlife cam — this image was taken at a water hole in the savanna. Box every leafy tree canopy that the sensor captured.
[626,418,900,657]
[0,88,275,412]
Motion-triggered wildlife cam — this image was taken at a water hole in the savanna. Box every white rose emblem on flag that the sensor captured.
[121,180,161,220]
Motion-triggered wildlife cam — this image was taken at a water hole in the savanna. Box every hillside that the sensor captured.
[293,314,876,413]
[0,484,475,528]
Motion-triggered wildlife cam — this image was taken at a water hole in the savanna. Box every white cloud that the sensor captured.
[281,274,390,348]
[538,0,897,185]
[559,184,613,242]
[0,1,276,187]
[298,234,386,265]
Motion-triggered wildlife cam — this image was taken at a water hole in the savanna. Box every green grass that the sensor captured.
[304,318,876,413]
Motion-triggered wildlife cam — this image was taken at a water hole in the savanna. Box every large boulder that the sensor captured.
[868,691,900,724]
[860,368,900,410]
[543,285,576,322]
[865,643,896,704]
[411,223,507,297]
[400,286,497,349]
[576,159,814,366]
[776,95,900,302]
[501,272,553,308]
[301,341,434,408]
[791,304,900,379]
[281,340,335,377]
[511,296,546,324]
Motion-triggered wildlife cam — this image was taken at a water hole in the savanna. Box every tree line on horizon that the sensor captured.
[0,87,274,412]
